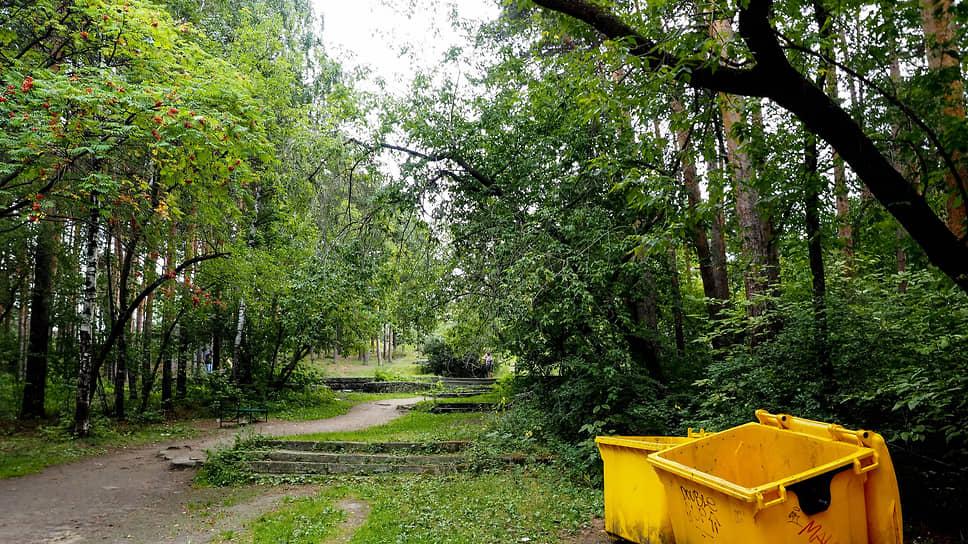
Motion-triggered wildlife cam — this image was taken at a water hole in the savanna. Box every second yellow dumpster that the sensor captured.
[596,436,696,544]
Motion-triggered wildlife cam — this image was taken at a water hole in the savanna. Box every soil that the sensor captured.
[0,397,421,544]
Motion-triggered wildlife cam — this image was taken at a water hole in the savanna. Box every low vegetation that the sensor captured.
[200,406,602,544]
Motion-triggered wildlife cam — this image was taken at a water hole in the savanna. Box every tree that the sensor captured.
[19,220,57,419]
[525,0,968,292]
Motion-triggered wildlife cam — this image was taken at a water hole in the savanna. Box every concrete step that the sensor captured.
[440,378,496,387]
[243,450,468,465]
[262,440,472,453]
[436,390,492,398]
[244,453,555,476]
[430,402,499,413]
[246,460,464,475]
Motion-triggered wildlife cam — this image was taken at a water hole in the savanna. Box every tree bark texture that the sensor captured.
[711,14,777,336]
[669,246,686,357]
[162,325,173,414]
[673,98,730,325]
[921,0,968,238]
[805,133,833,387]
[74,207,99,436]
[177,326,188,399]
[20,221,56,419]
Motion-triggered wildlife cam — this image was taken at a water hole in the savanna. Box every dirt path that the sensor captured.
[0,397,422,544]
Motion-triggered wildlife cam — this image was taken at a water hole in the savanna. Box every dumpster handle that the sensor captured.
[757,485,787,510]
[853,452,879,474]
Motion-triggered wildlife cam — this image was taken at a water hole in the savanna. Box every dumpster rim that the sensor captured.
[646,422,878,510]
[596,435,696,450]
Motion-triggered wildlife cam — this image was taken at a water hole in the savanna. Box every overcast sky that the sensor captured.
[312,0,501,93]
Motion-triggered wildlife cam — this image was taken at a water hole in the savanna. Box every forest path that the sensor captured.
[0,397,423,544]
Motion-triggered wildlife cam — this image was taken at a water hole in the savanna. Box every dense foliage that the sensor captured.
[0,0,442,434]
[379,0,968,531]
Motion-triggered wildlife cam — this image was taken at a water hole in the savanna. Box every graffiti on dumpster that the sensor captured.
[680,486,722,538]
[787,507,840,544]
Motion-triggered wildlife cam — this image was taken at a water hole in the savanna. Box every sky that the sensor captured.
[312,0,501,94]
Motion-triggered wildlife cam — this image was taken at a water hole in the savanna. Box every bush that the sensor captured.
[419,336,484,377]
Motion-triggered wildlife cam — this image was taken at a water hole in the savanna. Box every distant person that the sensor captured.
[484,351,493,377]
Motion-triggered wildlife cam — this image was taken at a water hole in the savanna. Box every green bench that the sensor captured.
[217,398,268,427]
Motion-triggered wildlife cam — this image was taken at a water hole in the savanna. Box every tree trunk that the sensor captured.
[140,290,154,405]
[74,207,100,437]
[375,335,382,366]
[805,133,833,388]
[707,158,730,303]
[634,268,663,381]
[711,14,777,343]
[18,288,28,380]
[128,297,139,402]
[114,331,127,420]
[674,97,730,326]
[805,0,834,390]
[233,299,245,381]
[162,324,173,415]
[20,221,56,419]
[921,0,968,239]
[386,324,393,364]
[176,325,188,399]
[669,246,686,357]
[212,328,221,373]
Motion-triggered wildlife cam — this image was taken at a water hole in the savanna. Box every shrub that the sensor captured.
[420,336,484,377]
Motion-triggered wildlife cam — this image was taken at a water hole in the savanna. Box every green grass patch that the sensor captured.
[268,397,356,421]
[351,468,601,543]
[208,488,348,543]
[304,348,427,379]
[229,468,601,544]
[250,494,346,543]
[339,392,429,402]
[0,421,199,479]
[336,361,424,378]
[277,411,486,442]
[0,435,105,479]
[210,468,602,544]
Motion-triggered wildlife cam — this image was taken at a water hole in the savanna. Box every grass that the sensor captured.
[307,349,427,379]
[213,492,347,544]
[276,411,488,443]
[198,391,605,544]
[214,468,602,544]
[0,420,199,479]
[266,392,357,422]
[349,468,602,544]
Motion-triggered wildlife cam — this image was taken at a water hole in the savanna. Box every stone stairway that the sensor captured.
[240,440,543,476]
[439,377,496,394]
[429,402,500,413]
[243,440,475,476]
[432,378,500,408]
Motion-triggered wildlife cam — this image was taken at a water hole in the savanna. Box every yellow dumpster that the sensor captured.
[753,410,903,544]
[647,411,902,544]
[596,435,705,544]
